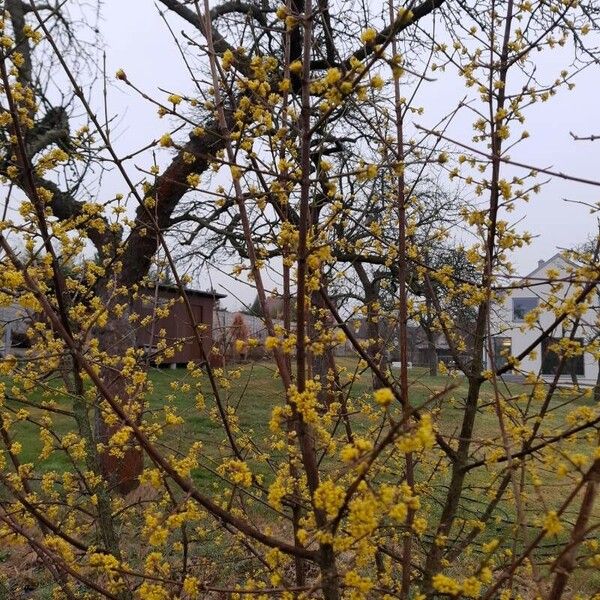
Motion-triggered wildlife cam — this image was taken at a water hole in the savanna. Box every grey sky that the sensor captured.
[99,1,598,309]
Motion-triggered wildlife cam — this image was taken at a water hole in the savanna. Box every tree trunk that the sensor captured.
[352,264,387,389]
[571,366,579,387]
[320,544,341,600]
[58,356,124,561]
[311,289,331,410]
[96,306,144,494]
[367,311,384,389]
[423,295,437,376]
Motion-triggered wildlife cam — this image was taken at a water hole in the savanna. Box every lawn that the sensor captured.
[4,358,595,499]
[2,358,599,597]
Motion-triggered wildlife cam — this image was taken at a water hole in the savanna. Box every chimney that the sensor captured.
[538,259,544,267]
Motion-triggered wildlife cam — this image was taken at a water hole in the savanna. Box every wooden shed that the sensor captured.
[133,285,226,366]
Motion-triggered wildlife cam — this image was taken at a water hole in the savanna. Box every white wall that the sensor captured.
[489,255,599,385]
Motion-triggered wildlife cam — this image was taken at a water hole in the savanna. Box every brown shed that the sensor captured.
[133,285,226,366]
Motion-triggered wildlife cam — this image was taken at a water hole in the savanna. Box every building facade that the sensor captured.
[489,253,599,385]
[133,285,225,366]
[1,286,225,366]
[0,305,31,358]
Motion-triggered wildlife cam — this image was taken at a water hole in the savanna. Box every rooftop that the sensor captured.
[152,284,227,300]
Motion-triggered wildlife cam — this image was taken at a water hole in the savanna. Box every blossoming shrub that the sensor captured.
[1,0,600,599]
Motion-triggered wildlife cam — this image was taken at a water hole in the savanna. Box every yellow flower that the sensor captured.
[412,516,427,535]
[482,539,499,553]
[543,511,563,536]
[370,74,384,89]
[186,173,201,188]
[159,133,173,147]
[183,576,200,598]
[22,24,43,44]
[325,67,342,85]
[265,336,279,350]
[397,7,414,23]
[432,573,461,596]
[218,459,252,487]
[340,438,373,463]
[344,570,374,597]
[361,28,378,45]
[462,577,481,598]
[289,60,303,75]
[373,387,394,407]
[314,479,345,518]
[389,502,408,522]
[498,179,512,199]
[222,49,234,70]
[279,78,291,92]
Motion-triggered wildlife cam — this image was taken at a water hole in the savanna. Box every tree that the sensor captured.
[412,245,479,375]
[1,1,600,599]
[230,312,250,360]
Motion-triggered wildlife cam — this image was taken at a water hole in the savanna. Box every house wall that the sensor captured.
[2,291,220,366]
[1,305,33,357]
[134,289,216,365]
[490,256,599,385]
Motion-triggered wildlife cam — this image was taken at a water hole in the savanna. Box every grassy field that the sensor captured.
[1,359,599,597]
[4,358,595,501]
[4,359,514,469]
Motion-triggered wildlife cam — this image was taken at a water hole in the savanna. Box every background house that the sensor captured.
[2,286,224,367]
[414,333,454,367]
[133,285,225,366]
[489,253,599,385]
[0,304,31,357]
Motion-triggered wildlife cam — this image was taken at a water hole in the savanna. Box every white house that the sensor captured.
[0,304,31,358]
[489,253,599,386]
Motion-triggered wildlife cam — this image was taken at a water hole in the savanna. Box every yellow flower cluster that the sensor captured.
[288,380,321,424]
[432,572,484,597]
[344,570,374,599]
[218,458,253,487]
[373,387,394,406]
[314,479,345,518]
[543,511,563,535]
[340,437,373,463]
[108,426,133,458]
[395,414,436,453]
[361,28,378,45]
[432,573,463,596]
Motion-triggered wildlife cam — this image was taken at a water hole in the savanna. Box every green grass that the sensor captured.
[3,359,594,486]
[2,359,599,596]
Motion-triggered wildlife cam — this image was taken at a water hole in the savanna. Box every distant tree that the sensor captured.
[413,245,479,376]
[248,294,263,317]
[230,312,250,361]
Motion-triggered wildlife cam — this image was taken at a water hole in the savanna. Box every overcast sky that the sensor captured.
[98,1,599,310]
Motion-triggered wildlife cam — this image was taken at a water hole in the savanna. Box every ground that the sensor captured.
[1,359,598,598]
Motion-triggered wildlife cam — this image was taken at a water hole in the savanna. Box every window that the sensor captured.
[541,337,584,376]
[492,336,512,369]
[512,297,538,322]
